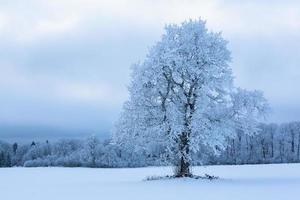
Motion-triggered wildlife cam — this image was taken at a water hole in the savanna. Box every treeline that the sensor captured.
[213,122,300,165]
[1,122,300,168]
[0,136,162,168]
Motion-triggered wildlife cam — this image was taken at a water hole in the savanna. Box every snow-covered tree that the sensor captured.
[0,141,12,167]
[81,135,101,167]
[114,19,269,177]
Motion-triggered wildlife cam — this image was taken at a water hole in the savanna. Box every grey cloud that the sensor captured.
[0,0,299,140]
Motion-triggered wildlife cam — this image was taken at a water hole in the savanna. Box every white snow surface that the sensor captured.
[1,164,299,200]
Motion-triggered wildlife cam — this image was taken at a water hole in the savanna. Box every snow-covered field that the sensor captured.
[1,164,299,200]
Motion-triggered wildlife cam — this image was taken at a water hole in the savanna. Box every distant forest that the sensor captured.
[0,122,299,168]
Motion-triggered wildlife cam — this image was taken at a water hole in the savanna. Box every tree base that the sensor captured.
[145,174,219,181]
[174,173,193,178]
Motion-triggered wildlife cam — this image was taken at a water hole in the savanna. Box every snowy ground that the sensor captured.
[1,164,299,200]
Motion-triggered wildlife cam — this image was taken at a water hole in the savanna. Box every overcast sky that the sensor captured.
[0,0,300,139]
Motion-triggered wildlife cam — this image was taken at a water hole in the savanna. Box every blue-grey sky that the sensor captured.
[0,0,300,140]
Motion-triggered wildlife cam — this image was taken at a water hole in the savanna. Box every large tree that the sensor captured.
[114,19,269,177]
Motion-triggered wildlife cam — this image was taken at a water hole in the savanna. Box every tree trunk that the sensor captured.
[271,132,274,158]
[177,156,190,177]
[174,83,196,178]
[175,132,191,177]
[291,130,295,153]
[297,132,300,161]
